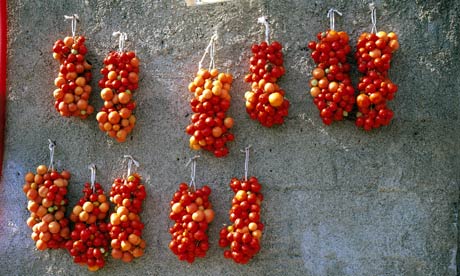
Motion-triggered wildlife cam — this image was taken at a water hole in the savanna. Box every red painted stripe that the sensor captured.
[0,0,7,176]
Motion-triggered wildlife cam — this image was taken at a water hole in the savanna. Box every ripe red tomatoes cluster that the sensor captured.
[23,165,71,250]
[186,68,235,157]
[219,177,263,264]
[52,36,94,118]
[244,41,290,127]
[66,183,110,271]
[109,173,146,262]
[96,51,140,142]
[168,183,215,263]
[308,30,355,125]
[355,31,399,130]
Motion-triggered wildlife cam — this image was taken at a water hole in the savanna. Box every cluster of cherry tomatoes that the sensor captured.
[244,41,289,127]
[355,31,399,130]
[96,51,140,142]
[108,173,147,262]
[307,30,356,125]
[168,183,215,263]
[219,177,264,264]
[66,183,110,271]
[52,36,94,118]
[186,68,235,157]
[23,165,71,250]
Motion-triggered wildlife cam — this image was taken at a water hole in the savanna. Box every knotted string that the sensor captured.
[327,9,342,31]
[113,31,128,52]
[198,33,218,70]
[257,16,270,43]
[88,164,96,193]
[241,145,252,181]
[48,139,56,171]
[64,14,79,38]
[186,155,200,191]
[370,4,377,33]
[123,155,139,178]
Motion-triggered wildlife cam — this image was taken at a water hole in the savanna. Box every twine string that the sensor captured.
[64,14,79,38]
[186,155,200,191]
[257,16,270,43]
[123,155,139,177]
[370,4,377,33]
[198,33,218,70]
[48,139,56,171]
[113,31,128,52]
[240,145,252,181]
[327,9,342,31]
[88,164,96,193]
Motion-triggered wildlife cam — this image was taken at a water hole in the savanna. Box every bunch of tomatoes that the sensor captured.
[108,173,147,262]
[168,183,215,263]
[186,68,235,157]
[307,30,356,125]
[219,177,264,264]
[66,182,110,271]
[23,165,71,250]
[96,51,140,142]
[244,41,290,127]
[355,31,399,130]
[52,36,94,118]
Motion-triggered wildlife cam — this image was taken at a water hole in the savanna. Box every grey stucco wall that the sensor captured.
[0,0,458,275]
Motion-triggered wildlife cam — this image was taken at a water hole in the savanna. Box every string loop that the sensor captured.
[113,31,128,52]
[186,155,200,191]
[48,139,56,171]
[198,33,218,70]
[327,9,342,31]
[257,16,270,43]
[370,3,377,33]
[88,164,96,193]
[123,155,139,177]
[240,145,252,181]
[64,14,79,38]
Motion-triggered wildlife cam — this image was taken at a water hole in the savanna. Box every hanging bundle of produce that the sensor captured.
[355,5,399,130]
[96,32,140,142]
[22,140,71,250]
[186,33,234,157]
[219,146,264,264]
[307,9,355,125]
[66,165,110,271]
[108,155,146,262]
[52,14,94,118]
[168,156,215,263]
[244,17,289,127]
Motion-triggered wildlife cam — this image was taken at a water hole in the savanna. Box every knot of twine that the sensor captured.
[327,9,342,31]
[198,33,218,70]
[88,164,97,193]
[113,31,128,52]
[240,145,252,181]
[123,155,139,177]
[370,3,377,33]
[257,16,270,43]
[186,155,200,191]
[64,14,79,38]
[48,139,56,171]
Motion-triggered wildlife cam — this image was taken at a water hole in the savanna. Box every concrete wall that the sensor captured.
[1,0,458,275]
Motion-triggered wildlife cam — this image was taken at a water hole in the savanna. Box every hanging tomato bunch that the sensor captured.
[307,10,355,125]
[108,157,146,262]
[22,142,71,250]
[244,17,289,127]
[168,182,214,263]
[355,10,399,130]
[186,35,234,157]
[219,147,264,264]
[52,15,93,118]
[66,166,110,271]
[96,32,140,142]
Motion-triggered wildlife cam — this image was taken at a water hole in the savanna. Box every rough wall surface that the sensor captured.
[1,0,459,275]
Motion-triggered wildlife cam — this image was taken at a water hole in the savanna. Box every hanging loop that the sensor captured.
[198,33,218,70]
[64,14,79,38]
[48,139,56,171]
[123,155,139,177]
[257,16,270,43]
[240,145,252,181]
[327,9,342,31]
[88,163,96,193]
[186,155,200,191]
[370,3,377,33]
[113,31,128,53]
